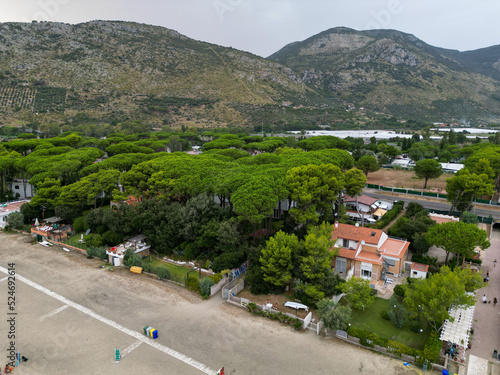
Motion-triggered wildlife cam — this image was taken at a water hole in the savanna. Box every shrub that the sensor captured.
[186,275,199,292]
[6,212,24,230]
[124,249,143,268]
[293,320,303,330]
[210,273,223,284]
[199,277,215,296]
[246,302,259,313]
[142,263,154,273]
[422,332,441,363]
[381,311,390,320]
[86,246,106,260]
[387,340,418,357]
[461,212,479,224]
[393,284,405,297]
[73,216,88,233]
[155,267,171,280]
[388,304,407,328]
[411,254,438,266]
[409,320,422,333]
[347,327,388,347]
[101,230,122,247]
[84,234,103,247]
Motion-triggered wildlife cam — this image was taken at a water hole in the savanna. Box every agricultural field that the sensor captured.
[0,86,36,109]
[0,86,66,113]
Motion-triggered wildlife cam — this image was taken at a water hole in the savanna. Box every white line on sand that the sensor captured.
[121,339,143,358]
[0,266,216,375]
[0,276,8,283]
[39,304,69,321]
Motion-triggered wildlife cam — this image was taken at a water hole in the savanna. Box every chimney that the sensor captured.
[334,223,338,228]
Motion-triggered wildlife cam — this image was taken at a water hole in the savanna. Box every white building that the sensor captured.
[10,179,34,200]
[0,200,30,228]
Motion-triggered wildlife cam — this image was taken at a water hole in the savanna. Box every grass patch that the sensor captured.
[343,297,430,350]
[142,256,199,282]
[64,233,90,250]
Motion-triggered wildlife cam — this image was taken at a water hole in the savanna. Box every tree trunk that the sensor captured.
[423,178,428,189]
[356,195,364,227]
[22,171,27,199]
[449,191,461,214]
[444,251,450,265]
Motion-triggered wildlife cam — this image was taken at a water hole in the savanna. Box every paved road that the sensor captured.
[0,232,421,375]
[469,227,500,370]
[364,190,500,220]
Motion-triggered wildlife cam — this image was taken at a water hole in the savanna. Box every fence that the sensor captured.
[425,209,493,224]
[210,274,230,296]
[365,183,498,207]
[222,276,245,300]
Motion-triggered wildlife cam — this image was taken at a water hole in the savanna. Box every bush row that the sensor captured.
[373,201,404,229]
[244,302,303,330]
[346,326,441,365]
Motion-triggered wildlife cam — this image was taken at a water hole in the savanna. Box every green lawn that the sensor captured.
[345,297,430,350]
[65,233,90,250]
[142,256,199,282]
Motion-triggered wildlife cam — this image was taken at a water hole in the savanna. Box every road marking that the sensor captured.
[0,266,216,375]
[121,339,143,358]
[0,276,8,283]
[39,305,69,321]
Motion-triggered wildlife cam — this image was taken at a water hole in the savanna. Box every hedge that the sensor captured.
[373,201,404,229]
[347,327,422,359]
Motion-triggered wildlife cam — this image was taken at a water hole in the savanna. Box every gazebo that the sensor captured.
[439,304,475,363]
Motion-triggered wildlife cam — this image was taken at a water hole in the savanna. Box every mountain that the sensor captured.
[268,27,500,122]
[1,22,500,127]
[0,21,308,126]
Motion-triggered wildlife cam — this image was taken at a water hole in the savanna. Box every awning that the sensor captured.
[372,208,387,217]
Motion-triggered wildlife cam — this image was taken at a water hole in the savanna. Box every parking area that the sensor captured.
[0,232,417,375]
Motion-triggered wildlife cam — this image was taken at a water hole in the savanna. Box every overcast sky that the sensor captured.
[1,0,499,57]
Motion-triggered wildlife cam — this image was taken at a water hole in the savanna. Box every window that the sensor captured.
[342,239,349,248]
[384,258,396,267]
[336,258,346,273]
[362,269,372,278]
[14,185,19,190]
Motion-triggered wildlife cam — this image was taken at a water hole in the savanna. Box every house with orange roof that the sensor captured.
[331,223,410,284]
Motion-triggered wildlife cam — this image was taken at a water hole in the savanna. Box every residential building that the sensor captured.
[343,195,392,222]
[10,179,34,200]
[331,223,410,284]
[0,199,30,228]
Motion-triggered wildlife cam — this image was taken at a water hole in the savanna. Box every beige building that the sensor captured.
[331,223,410,284]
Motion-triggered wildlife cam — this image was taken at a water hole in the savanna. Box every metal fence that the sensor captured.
[366,183,498,208]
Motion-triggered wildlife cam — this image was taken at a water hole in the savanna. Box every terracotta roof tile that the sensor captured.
[332,223,382,245]
[344,195,377,206]
[356,251,382,265]
[338,248,356,259]
[411,263,429,272]
[380,239,409,258]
